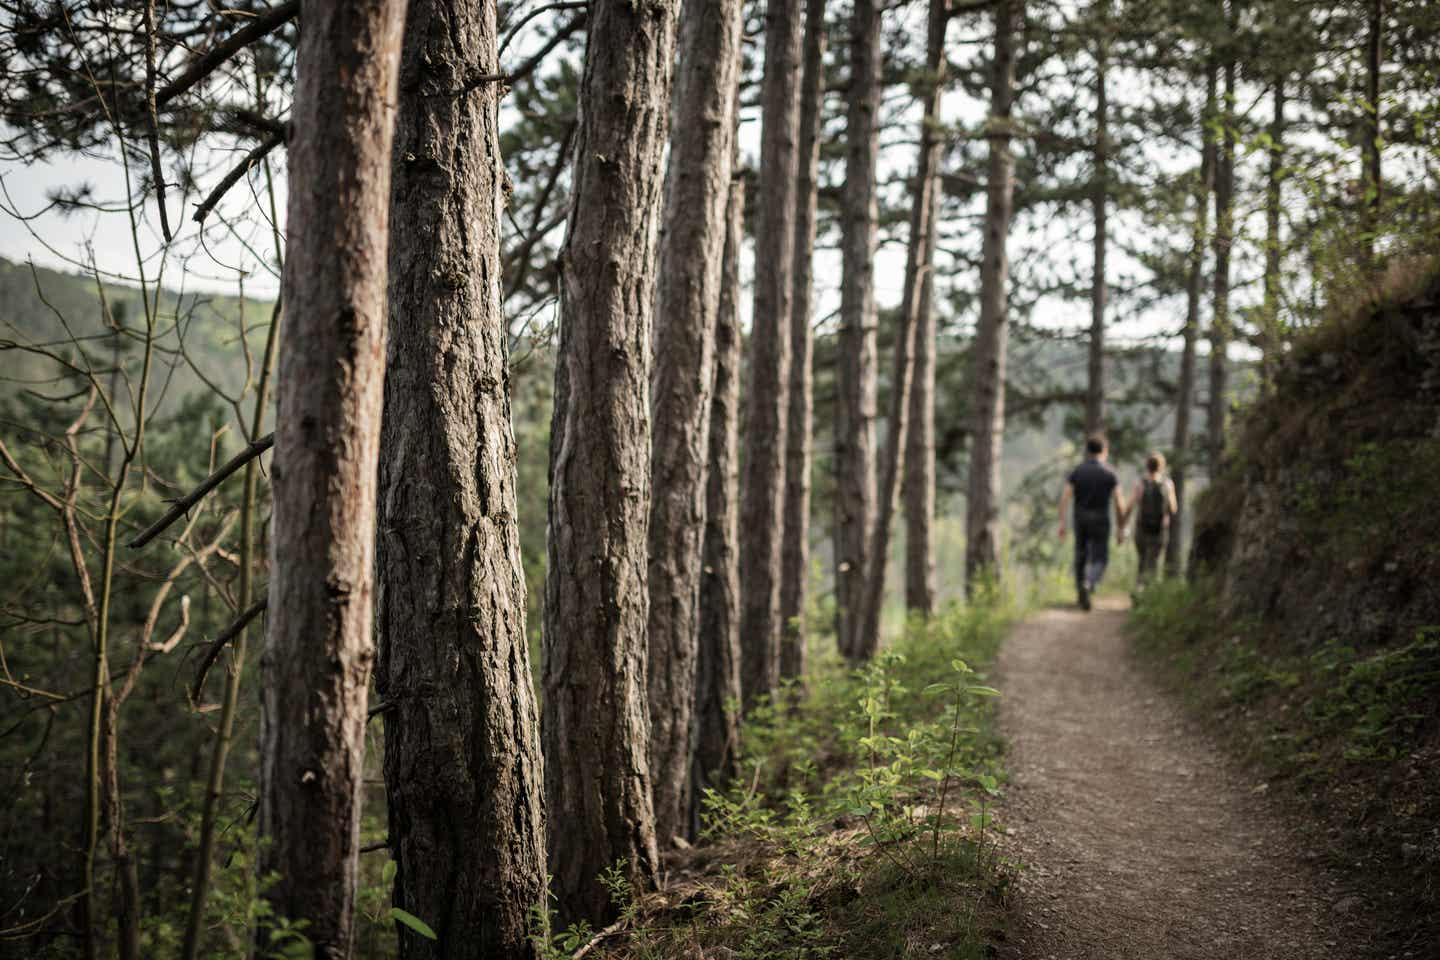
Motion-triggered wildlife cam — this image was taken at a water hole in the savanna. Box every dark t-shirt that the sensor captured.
[1067,457,1118,514]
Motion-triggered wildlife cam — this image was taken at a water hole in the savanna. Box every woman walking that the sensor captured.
[1121,452,1178,591]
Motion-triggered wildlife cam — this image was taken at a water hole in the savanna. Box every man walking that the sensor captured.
[1058,435,1126,610]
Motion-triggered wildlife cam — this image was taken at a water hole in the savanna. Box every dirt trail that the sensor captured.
[996,597,1352,959]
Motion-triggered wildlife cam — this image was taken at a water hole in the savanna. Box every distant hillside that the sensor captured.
[0,255,272,413]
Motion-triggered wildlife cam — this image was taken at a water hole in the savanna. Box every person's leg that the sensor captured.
[1073,521,1090,605]
[1085,518,1111,592]
[1136,530,1158,587]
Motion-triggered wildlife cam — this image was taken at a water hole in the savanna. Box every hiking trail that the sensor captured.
[995,596,1360,959]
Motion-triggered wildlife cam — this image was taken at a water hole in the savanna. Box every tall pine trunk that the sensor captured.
[739,0,804,705]
[1261,77,1285,388]
[1363,0,1383,265]
[964,0,1020,592]
[856,0,945,657]
[780,0,827,683]
[693,177,746,825]
[542,0,679,924]
[259,1,405,954]
[1207,47,1236,476]
[1166,62,1216,579]
[835,0,882,656]
[647,0,743,844]
[376,1,546,955]
[1086,23,1108,437]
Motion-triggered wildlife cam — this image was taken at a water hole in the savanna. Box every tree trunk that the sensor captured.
[692,176,746,827]
[903,218,939,616]
[780,0,827,684]
[1086,23,1108,438]
[1261,76,1285,388]
[739,0,804,705]
[376,1,546,955]
[259,1,405,955]
[835,0,882,656]
[1166,62,1216,579]
[964,0,1020,592]
[1363,0,1383,265]
[647,0,743,845]
[542,0,677,925]
[856,0,945,657]
[1207,49,1235,476]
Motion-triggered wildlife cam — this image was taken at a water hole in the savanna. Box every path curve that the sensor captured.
[996,597,1350,959]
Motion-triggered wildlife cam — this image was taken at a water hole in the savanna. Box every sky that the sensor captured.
[0,0,1371,359]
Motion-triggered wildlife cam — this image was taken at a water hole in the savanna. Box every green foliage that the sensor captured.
[1130,579,1440,779]
[588,598,1021,960]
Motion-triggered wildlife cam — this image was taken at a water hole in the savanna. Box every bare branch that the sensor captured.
[143,0,173,242]
[499,1,588,57]
[127,432,274,549]
[156,2,301,108]
[193,134,285,224]
[190,597,267,701]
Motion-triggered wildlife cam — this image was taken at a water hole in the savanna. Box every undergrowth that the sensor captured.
[539,591,1025,960]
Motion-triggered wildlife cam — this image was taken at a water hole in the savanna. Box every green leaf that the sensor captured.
[390,908,438,940]
[382,860,396,886]
[967,685,1001,697]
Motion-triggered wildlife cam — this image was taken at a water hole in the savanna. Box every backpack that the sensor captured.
[1138,479,1167,533]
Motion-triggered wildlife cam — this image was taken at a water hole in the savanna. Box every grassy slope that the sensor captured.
[1126,263,1440,958]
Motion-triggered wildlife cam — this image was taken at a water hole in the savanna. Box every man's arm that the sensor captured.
[1165,477,1179,516]
[1057,482,1072,539]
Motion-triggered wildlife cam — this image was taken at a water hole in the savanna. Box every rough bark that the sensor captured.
[903,208,939,616]
[646,0,743,845]
[376,0,546,955]
[258,1,405,955]
[835,0,882,656]
[903,31,942,618]
[964,0,1020,592]
[739,0,804,705]
[1086,25,1108,437]
[1207,50,1236,476]
[1363,0,1383,264]
[856,0,945,658]
[1166,63,1216,579]
[1261,77,1285,388]
[780,0,826,684]
[693,177,746,826]
[542,0,677,925]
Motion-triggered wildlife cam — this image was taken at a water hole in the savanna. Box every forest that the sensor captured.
[0,0,1437,957]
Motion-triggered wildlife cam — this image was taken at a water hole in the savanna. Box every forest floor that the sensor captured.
[994,596,1370,959]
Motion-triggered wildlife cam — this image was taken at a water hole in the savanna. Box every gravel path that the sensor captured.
[995,596,1354,959]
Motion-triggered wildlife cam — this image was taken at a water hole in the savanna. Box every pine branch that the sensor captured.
[155,2,300,108]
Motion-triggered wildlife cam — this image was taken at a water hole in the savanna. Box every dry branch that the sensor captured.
[128,432,273,549]
[193,135,285,224]
[190,597,267,701]
[155,2,301,108]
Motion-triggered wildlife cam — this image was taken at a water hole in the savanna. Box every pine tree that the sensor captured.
[259,2,407,954]
[375,1,546,954]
